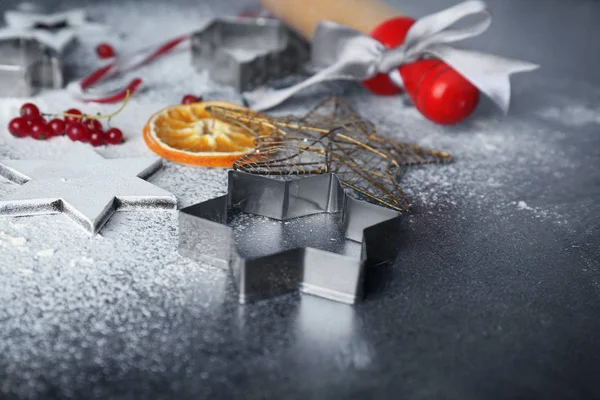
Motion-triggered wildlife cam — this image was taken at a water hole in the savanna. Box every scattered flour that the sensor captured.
[0,0,594,398]
[35,248,56,258]
[537,104,600,126]
[349,99,580,221]
[18,268,34,275]
[517,201,533,211]
[68,256,95,267]
[510,200,558,222]
[0,3,237,397]
[0,232,27,247]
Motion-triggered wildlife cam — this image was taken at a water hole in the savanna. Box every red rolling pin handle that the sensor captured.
[364,17,480,125]
[261,0,481,125]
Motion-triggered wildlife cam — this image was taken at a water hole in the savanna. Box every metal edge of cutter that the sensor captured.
[178,170,403,305]
[191,17,310,93]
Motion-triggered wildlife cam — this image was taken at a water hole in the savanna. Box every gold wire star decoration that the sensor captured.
[206,97,452,212]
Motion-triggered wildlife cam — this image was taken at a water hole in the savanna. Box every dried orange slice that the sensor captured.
[143,101,262,168]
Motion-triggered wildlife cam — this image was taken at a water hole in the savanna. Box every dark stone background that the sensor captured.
[0,0,599,399]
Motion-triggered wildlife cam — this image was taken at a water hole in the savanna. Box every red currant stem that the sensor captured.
[44,89,131,121]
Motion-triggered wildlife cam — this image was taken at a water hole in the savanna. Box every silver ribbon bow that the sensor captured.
[244,0,539,113]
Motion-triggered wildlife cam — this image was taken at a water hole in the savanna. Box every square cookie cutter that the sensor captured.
[191,17,310,93]
[179,171,402,305]
[0,38,63,97]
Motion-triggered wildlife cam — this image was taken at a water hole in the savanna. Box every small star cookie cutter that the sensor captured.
[179,171,402,305]
[0,38,63,97]
[0,6,110,97]
[191,17,310,93]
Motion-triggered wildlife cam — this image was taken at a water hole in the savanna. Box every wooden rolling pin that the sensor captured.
[260,0,403,39]
[260,0,481,125]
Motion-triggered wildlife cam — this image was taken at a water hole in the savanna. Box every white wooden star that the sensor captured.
[0,8,109,53]
[0,144,177,235]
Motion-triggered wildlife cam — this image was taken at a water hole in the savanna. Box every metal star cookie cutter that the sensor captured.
[191,17,310,93]
[0,144,177,235]
[179,171,402,305]
[0,5,111,97]
[0,38,63,97]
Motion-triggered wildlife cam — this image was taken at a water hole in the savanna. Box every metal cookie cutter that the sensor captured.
[0,38,63,97]
[191,17,310,93]
[179,171,402,305]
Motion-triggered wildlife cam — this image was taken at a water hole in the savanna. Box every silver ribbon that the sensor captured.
[244,0,539,113]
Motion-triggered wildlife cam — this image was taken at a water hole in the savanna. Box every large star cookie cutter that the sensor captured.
[191,17,310,93]
[179,171,402,304]
[0,144,176,235]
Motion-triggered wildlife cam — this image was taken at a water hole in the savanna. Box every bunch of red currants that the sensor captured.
[8,103,124,146]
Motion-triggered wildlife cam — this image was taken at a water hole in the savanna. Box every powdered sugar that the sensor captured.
[0,3,236,396]
[35,248,55,257]
[517,200,532,210]
[537,104,600,127]
[0,0,595,398]
[0,231,28,247]
[338,96,579,221]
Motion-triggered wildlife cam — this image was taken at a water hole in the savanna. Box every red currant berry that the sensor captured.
[104,128,124,145]
[96,43,115,59]
[181,95,200,105]
[26,116,46,127]
[30,120,50,140]
[89,130,105,147]
[8,117,30,138]
[19,103,41,119]
[66,122,90,142]
[48,118,67,136]
[64,109,83,124]
[83,118,103,132]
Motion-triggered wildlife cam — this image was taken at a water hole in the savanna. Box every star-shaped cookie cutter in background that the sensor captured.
[0,5,110,97]
[0,37,63,97]
[179,171,402,305]
[1,7,109,53]
[191,16,310,93]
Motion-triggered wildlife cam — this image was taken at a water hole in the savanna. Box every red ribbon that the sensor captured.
[69,34,190,103]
